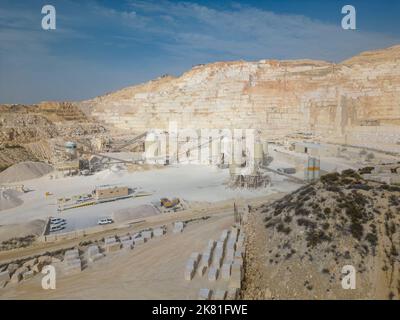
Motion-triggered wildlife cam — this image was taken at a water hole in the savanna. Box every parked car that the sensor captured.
[50,217,66,224]
[98,218,114,225]
[50,224,65,232]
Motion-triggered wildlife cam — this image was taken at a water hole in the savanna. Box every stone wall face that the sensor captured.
[84,46,400,153]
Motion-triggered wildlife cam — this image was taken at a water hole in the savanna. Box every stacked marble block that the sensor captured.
[173,221,185,234]
[63,248,82,274]
[119,235,134,250]
[184,252,201,281]
[104,237,121,253]
[188,225,246,300]
[0,270,10,288]
[87,245,104,263]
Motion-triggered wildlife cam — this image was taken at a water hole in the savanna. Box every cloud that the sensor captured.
[0,0,399,104]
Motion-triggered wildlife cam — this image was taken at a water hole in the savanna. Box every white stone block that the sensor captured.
[208,267,219,282]
[226,287,239,300]
[105,242,121,253]
[198,288,212,300]
[186,258,197,269]
[221,263,231,280]
[153,228,165,237]
[134,236,146,245]
[216,241,224,251]
[190,252,201,265]
[184,267,195,281]
[142,230,153,239]
[207,240,215,252]
[213,290,226,300]
[64,249,79,261]
[64,258,82,274]
[213,254,223,268]
[87,245,100,258]
[226,248,235,260]
[104,237,117,245]
[121,239,134,249]
[0,271,10,287]
[119,235,131,242]
[227,239,236,250]
[197,264,207,276]
[201,253,211,267]
[89,253,104,263]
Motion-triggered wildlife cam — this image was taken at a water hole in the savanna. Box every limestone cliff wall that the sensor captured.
[82,45,400,153]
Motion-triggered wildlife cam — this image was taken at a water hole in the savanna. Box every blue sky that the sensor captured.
[1,0,400,104]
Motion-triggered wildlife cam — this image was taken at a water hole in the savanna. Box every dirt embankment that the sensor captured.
[243,169,400,300]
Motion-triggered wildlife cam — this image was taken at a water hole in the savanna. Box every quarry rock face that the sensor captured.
[83,45,400,153]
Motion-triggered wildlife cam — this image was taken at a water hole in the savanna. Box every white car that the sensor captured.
[50,217,66,224]
[98,218,114,225]
[50,224,65,232]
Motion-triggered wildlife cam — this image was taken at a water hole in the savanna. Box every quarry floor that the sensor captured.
[0,163,299,235]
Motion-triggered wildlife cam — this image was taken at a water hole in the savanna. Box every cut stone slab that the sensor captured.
[226,287,239,300]
[198,288,212,300]
[142,230,153,239]
[213,254,223,268]
[121,239,134,250]
[105,242,121,253]
[235,249,244,258]
[119,235,131,242]
[227,239,236,250]
[0,271,10,287]
[213,290,227,300]
[201,253,211,267]
[87,245,104,262]
[104,237,117,245]
[64,258,82,274]
[216,241,224,251]
[173,221,184,233]
[153,227,165,237]
[197,264,207,276]
[233,257,244,267]
[87,245,100,258]
[134,236,146,245]
[64,249,79,261]
[221,263,231,280]
[7,263,19,275]
[207,240,215,252]
[229,269,242,289]
[89,253,104,263]
[226,248,235,260]
[186,258,197,270]
[184,266,195,281]
[190,252,201,265]
[208,267,219,282]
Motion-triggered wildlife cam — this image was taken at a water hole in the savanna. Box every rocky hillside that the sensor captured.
[81,45,400,153]
[243,169,400,299]
[0,102,107,171]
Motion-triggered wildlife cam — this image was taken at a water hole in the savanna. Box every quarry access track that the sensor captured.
[0,193,285,265]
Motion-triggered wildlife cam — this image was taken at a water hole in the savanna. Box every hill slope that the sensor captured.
[243,169,400,299]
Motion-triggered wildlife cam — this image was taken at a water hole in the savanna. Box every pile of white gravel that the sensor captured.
[0,161,53,183]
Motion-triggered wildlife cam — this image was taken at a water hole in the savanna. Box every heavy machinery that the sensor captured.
[160,198,180,208]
